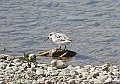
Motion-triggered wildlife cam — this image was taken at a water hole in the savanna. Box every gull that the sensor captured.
[46,32,72,50]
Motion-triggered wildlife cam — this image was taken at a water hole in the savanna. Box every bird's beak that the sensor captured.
[45,37,49,42]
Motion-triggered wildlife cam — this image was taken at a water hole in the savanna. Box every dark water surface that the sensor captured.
[0,0,120,65]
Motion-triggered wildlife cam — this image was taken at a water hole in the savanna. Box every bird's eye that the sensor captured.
[49,34,52,36]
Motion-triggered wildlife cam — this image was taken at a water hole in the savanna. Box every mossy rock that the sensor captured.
[36,49,76,57]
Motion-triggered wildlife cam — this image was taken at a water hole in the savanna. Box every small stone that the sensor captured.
[13,59,21,63]
[70,70,78,76]
[75,66,81,69]
[47,66,57,72]
[0,81,5,84]
[37,78,44,84]
[22,63,28,69]
[14,62,22,67]
[0,54,9,60]
[67,65,75,70]
[59,68,70,76]
[31,63,36,68]
[36,68,44,76]
[68,79,75,84]
[29,54,36,61]
[84,65,92,70]
[51,60,57,66]
[32,80,37,84]
[0,62,7,69]
[104,76,113,83]
[76,69,84,74]
[27,67,36,72]
[56,60,67,69]
[45,80,51,84]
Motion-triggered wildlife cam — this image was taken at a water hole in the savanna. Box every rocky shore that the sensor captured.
[0,54,120,84]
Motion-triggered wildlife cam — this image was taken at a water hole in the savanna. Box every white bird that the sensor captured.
[46,32,72,50]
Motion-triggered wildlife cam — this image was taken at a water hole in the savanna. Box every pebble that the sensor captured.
[104,76,113,83]
[0,55,120,84]
[51,60,67,69]
[59,68,71,76]
[68,79,75,84]
[36,68,44,76]
[0,81,5,84]
[70,70,78,76]
[0,62,7,69]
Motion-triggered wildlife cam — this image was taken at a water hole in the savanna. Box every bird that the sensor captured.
[46,32,72,50]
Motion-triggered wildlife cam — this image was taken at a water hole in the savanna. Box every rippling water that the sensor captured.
[0,0,120,65]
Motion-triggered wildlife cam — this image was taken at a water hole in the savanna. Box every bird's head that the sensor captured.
[45,32,56,42]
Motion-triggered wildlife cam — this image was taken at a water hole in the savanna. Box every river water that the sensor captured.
[0,0,120,65]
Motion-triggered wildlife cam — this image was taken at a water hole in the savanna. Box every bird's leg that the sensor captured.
[59,45,61,50]
[64,45,66,50]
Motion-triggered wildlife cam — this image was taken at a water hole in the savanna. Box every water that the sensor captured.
[0,0,120,65]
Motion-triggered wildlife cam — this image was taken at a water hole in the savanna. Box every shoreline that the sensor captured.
[0,54,120,84]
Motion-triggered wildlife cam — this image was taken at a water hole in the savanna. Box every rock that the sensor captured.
[51,60,67,69]
[91,71,99,78]
[31,63,36,68]
[22,63,28,69]
[70,70,78,76]
[0,54,9,60]
[75,66,81,69]
[84,65,92,70]
[32,80,37,84]
[56,60,67,69]
[0,62,7,69]
[29,54,36,62]
[37,78,45,84]
[59,68,70,76]
[37,49,76,57]
[47,66,57,72]
[51,60,57,66]
[27,67,36,72]
[13,58,21,63]
[0,81,5,84]
[67,65,75,70]
[36,68,44,76]
[113,77,120,83]
[76,68,84,74]
[104,76,113,83]
[102,63,110,71]
[45,80,51,84]
[14,62,22,67]
[68,79,75,84]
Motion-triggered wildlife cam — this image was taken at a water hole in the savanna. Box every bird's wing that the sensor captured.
[55,33,70,41]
